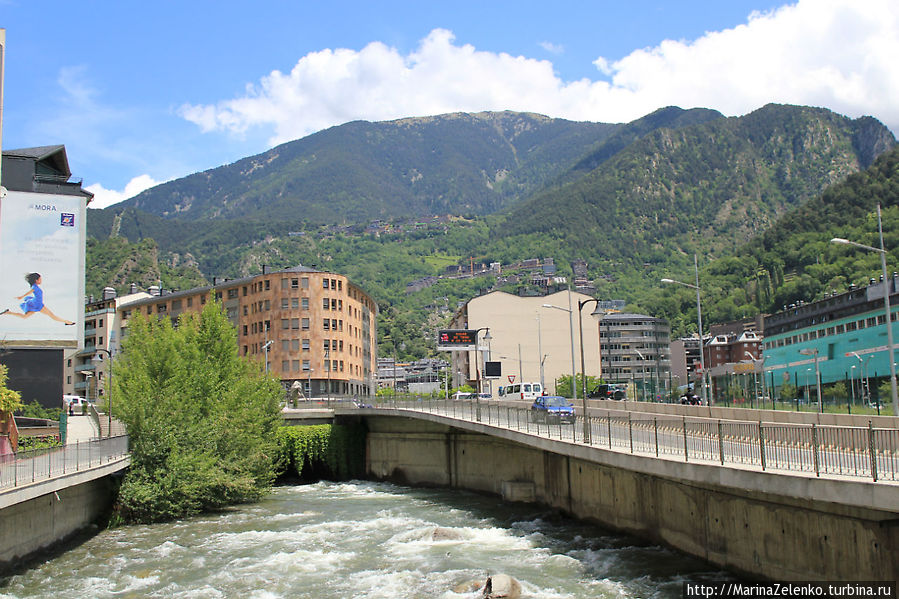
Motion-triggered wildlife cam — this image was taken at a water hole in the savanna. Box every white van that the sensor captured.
[63,395,88,414]
[501,382,543,401]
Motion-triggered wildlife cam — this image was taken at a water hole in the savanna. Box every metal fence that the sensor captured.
[0,435,129,491]
[349,397,899,482]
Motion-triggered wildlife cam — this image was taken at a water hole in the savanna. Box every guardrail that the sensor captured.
[0,435,129,491]
[353,397,899,482]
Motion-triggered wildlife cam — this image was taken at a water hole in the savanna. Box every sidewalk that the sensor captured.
[66,414,99,444]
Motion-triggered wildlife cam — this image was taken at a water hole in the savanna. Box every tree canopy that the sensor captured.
[111,299,283,523]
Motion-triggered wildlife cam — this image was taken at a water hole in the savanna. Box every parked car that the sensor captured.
[588,383,627,400]
[453,391,476,401]
[530,395,575,424]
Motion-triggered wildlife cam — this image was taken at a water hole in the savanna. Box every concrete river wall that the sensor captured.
[362,414,899,582]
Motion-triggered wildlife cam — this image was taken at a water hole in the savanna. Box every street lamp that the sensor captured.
[261,340,273,373]
[93,349,113,436]
[799,348,822,412]
[473,327,491,421]
[851,351,875,413]
[662,254,707,405]
[744,351,767,409]
[542,302,577,399]
[82,371,94,402]
[832,203,898,418]
[634,349,646,402]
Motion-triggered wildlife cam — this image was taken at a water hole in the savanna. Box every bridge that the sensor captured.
[287,397,899,582]
[0,411,129,572]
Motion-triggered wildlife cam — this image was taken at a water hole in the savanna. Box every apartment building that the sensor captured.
[63,286,151,400]
[110,266,378,398]
[599,313,671,400]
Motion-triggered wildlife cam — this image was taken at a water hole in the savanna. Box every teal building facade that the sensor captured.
[762,276,899,401]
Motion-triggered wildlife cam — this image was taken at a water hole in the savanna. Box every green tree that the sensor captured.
[112,299,283,524]
[0,364,23,414]
[555,374,603,398]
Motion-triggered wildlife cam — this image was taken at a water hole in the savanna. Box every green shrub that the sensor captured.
[276,423,366,480]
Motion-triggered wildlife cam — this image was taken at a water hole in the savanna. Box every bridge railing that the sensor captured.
[357,397,899,482]
[0,435,129,491]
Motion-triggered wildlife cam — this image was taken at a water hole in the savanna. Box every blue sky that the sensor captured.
[2,0,897,208]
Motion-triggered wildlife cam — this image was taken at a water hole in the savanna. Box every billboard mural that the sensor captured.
[0,191,85,347]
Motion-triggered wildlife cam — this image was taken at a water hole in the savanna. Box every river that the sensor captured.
[0,481,731,598]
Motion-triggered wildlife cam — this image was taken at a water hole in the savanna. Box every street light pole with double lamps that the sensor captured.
[542,303,577,399]
[473,327,491,421]
[832,203,899,417]
[799,348,823,412]
[93,349,113,436]
[662,254,707,405]
[634,349,646,402]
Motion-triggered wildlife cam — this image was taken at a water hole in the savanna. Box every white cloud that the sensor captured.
[179,0,899,146]
[85,174,162,210]
[539,41,564,55]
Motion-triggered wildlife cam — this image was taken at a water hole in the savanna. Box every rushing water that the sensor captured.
[0,481,731,598]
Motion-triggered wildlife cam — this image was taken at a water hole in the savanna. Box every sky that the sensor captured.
[1,0,898,209]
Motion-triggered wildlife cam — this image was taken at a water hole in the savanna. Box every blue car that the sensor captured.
[530,395,575,424]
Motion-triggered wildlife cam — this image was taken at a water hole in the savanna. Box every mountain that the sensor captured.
[500,104,896,263]
[85,104,898,357]
[113,109,722,224]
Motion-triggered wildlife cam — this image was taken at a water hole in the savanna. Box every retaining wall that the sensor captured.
[364,415,899,582]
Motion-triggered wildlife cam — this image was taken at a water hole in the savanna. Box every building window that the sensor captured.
[292,360,300,372]
[264,280,270,291]
[324,320,330,331]
[282,360,290,371]
[302,318,310,330]
[291,278,299,289]
[282,279,289,290]
[227,289,239,299]
[302,360,311,371]
[187,297,193,307]
[323,298,330,310]
[291,298,299,309]
[282,319,290,330]
[291,318,300,330]
[302,297,309,310]
[281,340,290,351]
[323,279,330,289]
[291,339,300,351]
[302,339,310,351]
[301,277,309,289]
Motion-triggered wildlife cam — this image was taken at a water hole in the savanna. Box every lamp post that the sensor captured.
[542,303,577,399]
[545,299,598,443]
[82,371,94,402]
[473,327,491,421]
[577,299,602,401]
[326,347,331,404]
[799,348,822,412]
[662,254,707,405]
[635,349,646,402]
[832,204,899,418]
[93,349,113,436]
[261,340,273,373]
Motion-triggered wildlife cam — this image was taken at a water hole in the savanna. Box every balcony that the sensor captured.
[74,363,96,373]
